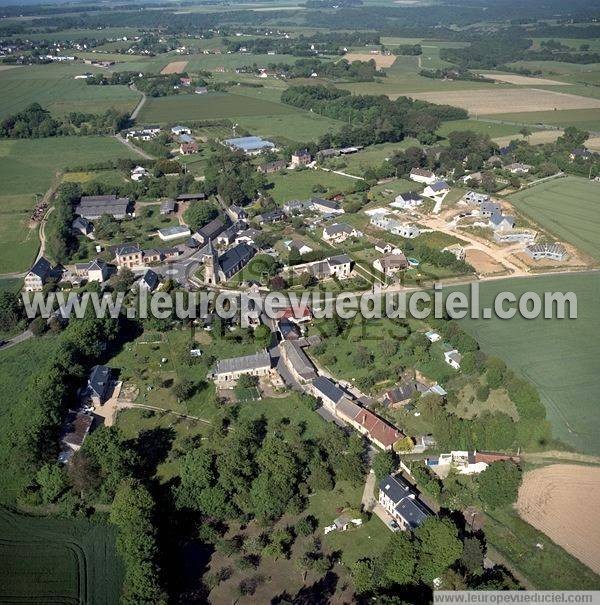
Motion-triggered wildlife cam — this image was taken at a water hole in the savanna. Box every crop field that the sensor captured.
[406,88,600,115]
[0,64,141,119]
[0,507,123,604]
[160,60,189,74]
[508,177,600,261]
[485,108,600,131]
[0,137,138,273]
[458,272,600,456]
[479,73,569,86]
[268,168,356,202]
[343,52,397,68]
[137,91,297,124]
[436,118,529,139]
[517,464,600,575]
[185,52,298,72]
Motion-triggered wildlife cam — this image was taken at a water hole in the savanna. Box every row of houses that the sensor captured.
[370,214,421,239]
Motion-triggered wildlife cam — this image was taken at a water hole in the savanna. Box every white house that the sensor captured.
[131,166,149,181]
[444,349,462,370]
[284,239,313,255]
[489,214,515,232]
[379,474,432,531]
[171,125,191,136]
[410,167,437,185]
[425,330,441,343]
[463,191,489,206]
[391,191,424,209]
[423,181,450,199]
[322,223,361,244]
[428,451,489,475]
[158,225,191,241]
[505,162,532,174]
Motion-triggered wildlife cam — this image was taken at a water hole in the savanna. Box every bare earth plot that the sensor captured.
[343,52,397,68]
[479,73,570,86]
[517,465,600,575]
[405,88,600,115]
[160,60,188,74]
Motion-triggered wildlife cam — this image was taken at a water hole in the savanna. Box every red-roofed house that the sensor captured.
[348,408,404,451]
[474,451,520,465]
[277,305,313,324]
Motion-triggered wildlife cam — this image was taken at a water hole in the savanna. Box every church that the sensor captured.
[203,239,256,284]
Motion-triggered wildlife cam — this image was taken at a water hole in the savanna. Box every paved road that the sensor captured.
[0,330,33,351]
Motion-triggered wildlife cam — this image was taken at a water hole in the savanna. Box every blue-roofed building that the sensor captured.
[309,376,346,412]
[86,365,112,405]
[379,474,432,531]
[224,135,276,155]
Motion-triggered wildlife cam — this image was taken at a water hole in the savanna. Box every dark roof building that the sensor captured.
[87,365,112,403]
[195,216,230,244]
[218,242,256,280]
[379,474,432,530]
[75,195,131,220]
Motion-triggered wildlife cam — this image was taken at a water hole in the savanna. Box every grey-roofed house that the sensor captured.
[160,199,176,215]
[384,381,419,407]
[379,474,432,531]
[489,214,515,232]
[309,376,346,412]
[283,199,312,214]
[72,216,93,236]
[58,411,94,463]
[194,216,230,244]
[138,269,160,292]
[86,365,112,405]
[480,202,501,217]
[208,349,271,387]
[75,195,132,220]
[176,192,207,202]
[257,209,286,224]
[228,205,248,221]
[327,254,352,279]
[311,197,344,215]
[322,223,361,244]
[74,258,110,284]
[158,225,191,241]
[423,180,450,197]
[24,256,53,291]
[257,159,286,174]
[216,220,248,246]
[279,340,317,382]
[392,191,423,209]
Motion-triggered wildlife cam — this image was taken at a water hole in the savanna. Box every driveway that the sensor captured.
[361,470,376,512]
[0,330,33,352]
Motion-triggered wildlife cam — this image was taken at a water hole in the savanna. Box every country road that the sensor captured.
[114,132,155,160]
[129,83,146,121]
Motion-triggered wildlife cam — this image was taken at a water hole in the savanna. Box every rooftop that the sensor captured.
[211,350,271,376]
[312,376,346,404]
[224,135,275,152]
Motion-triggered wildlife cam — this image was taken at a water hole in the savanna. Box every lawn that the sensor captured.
[0,506,124,604]
[0,136,139,273]
[0,337,59,500]
[331,141,420,177]
[267,168,357,203]
[508,176,600,260]
[136,91,297,124]
[0,63,140,119]
[457,272,600,456]
[484,506,600,590]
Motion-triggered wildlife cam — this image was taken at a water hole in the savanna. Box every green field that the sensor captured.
[333,140,419,176]
[0,136,138,274]
[268,168,356,202]
[436,118,532,139]
[508,176,600,261]
[0,506,123,604]
[0,64,141,119]
[137,91,297,124]
[459,272,600,455]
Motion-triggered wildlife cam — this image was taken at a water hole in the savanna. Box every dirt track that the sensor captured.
[517,464,600,574]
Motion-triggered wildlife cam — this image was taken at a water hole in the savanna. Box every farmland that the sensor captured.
[137,91,298,124]
[517,464,600,575]
[508,176,600,261]
[483,108,600,131]
[0,137,138,274]
[406,88,600,115]
[458,272,600,456]
[0,506,123,604]
[0,64,140,119]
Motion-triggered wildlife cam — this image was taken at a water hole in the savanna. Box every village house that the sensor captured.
[208,349,272,388]
[383,380,426,407]
[257,209,286,225]
[180,141,199,155]
[524,243,568,261]
[444,349,462,370]
[351,408,404,451]
[489,214,515,232]
[317,148,340,161]
[24,256,53,291]
[114,244,143,268]
[158,225,192,242]
[73,259,110,284]
[284,239,313,255]
[427,451,488,476]
[311,254,353,280]
[278,317,301,340]
[194,216,230,245]
[505,162,532,174]
[283,199,312,215]
[58,411,93,464]
[423,180,450,199]
[461,172,483,185]
[216,221,248,246]
[479,202,501,217]
[126,126,161,141]
[235,228,260,245]
[75,195,132,220]
[228,205,248,221]
[291,149,312,167]
[570,148,591,161]
[277,305,313,324]
[72,216,94,237]
[171,125,191,136]
[131,166,149,181]
[309,376,347,412]
[257,159,287,174]
[311,197,344,215]
[279,340,318,383]
[391,191,424,210]
[463,191,490,205]
[160,199,176,215]
[379,474,432,530]
[370,214,420,238]
[409,167,437,185]
[322,223,361,244]
[137,269,160,292]
[373,250,409,275]
[374,241,393,254]
[85,365,112,405]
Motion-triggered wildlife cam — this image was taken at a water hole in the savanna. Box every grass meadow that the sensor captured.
[0,506,124,604]
[0,137,138,274]
[0,63,141,119]
[436,119,531,139]
[458,272,600,456]
[508,176,600,260]
[484,108,600,131]
[267,168,356,202]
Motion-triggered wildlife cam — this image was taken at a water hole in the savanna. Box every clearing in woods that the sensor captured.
[404,88,600,114]
[508,176,600,261]
[160,60,189,74]
[517,465,600,575]
[0,506,123,604]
